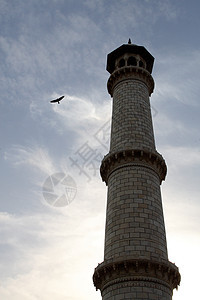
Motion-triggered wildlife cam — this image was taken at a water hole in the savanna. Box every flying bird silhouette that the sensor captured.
[50,95,65,104]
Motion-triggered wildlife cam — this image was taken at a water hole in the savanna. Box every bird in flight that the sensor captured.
[50,95,65,104]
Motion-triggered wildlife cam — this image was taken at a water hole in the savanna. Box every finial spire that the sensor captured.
[128,38,132,44]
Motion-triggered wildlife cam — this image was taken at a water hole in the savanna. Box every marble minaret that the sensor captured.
[93,40,180,299]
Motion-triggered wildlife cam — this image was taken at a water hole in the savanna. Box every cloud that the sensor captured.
[160,144,200,201]
[29,92,111,152]
[4,145,55,175]
[155,0,178,20]
[154,50,200,107]
[0,203,105,299]
[0,0,181,105]
[166,227,200,300]
[0,8,106,105]
[83,0,104,12]
[103,0,178,40]
[1,2,199,300]
[163,145,200,167]
[51,95,110,131]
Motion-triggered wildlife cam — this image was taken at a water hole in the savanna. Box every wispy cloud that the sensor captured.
[52,95,110,131]
[29,93,111,151]
[154,50,200,107]
[0,7,106,105]
[163,145,200,167]
[4,145,56,175]
[102,0,179,43]
[1,2,199,300]
[0,204,104,299]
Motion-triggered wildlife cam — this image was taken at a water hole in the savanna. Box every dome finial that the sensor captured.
[128,38,132,44]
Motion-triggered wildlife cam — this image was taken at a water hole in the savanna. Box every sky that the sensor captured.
[0,0,199,299]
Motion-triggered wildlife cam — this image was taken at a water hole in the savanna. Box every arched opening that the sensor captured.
[139,60,144,68]
[118,58,125,68]
[127,56,137,66]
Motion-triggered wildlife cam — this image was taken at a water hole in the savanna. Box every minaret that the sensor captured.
[93,40,181,299]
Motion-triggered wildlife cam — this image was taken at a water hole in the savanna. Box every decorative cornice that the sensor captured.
[100,149,167,185]
[107,66,154,97]
[93,258,180,293]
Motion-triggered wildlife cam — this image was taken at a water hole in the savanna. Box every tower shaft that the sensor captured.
[110,79,155,153]
[93,42,180,300]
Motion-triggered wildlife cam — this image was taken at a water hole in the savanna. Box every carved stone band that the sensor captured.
[107,66,155,97]
[100,149,167,185]
[93,258,181,293]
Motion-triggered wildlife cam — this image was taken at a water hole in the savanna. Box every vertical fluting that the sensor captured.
[93,43,180,300]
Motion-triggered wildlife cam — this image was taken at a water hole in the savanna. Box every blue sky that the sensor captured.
[0,0,199,299]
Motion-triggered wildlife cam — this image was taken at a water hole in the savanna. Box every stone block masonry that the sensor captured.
[104,166,168,262]
[93,41,180,299]
[110,80,156,153]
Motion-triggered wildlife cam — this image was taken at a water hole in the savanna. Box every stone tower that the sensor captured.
[93,41,181,299]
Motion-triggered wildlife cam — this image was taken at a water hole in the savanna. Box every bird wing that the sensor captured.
[58,96,65,101]
[50,96,65,103]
